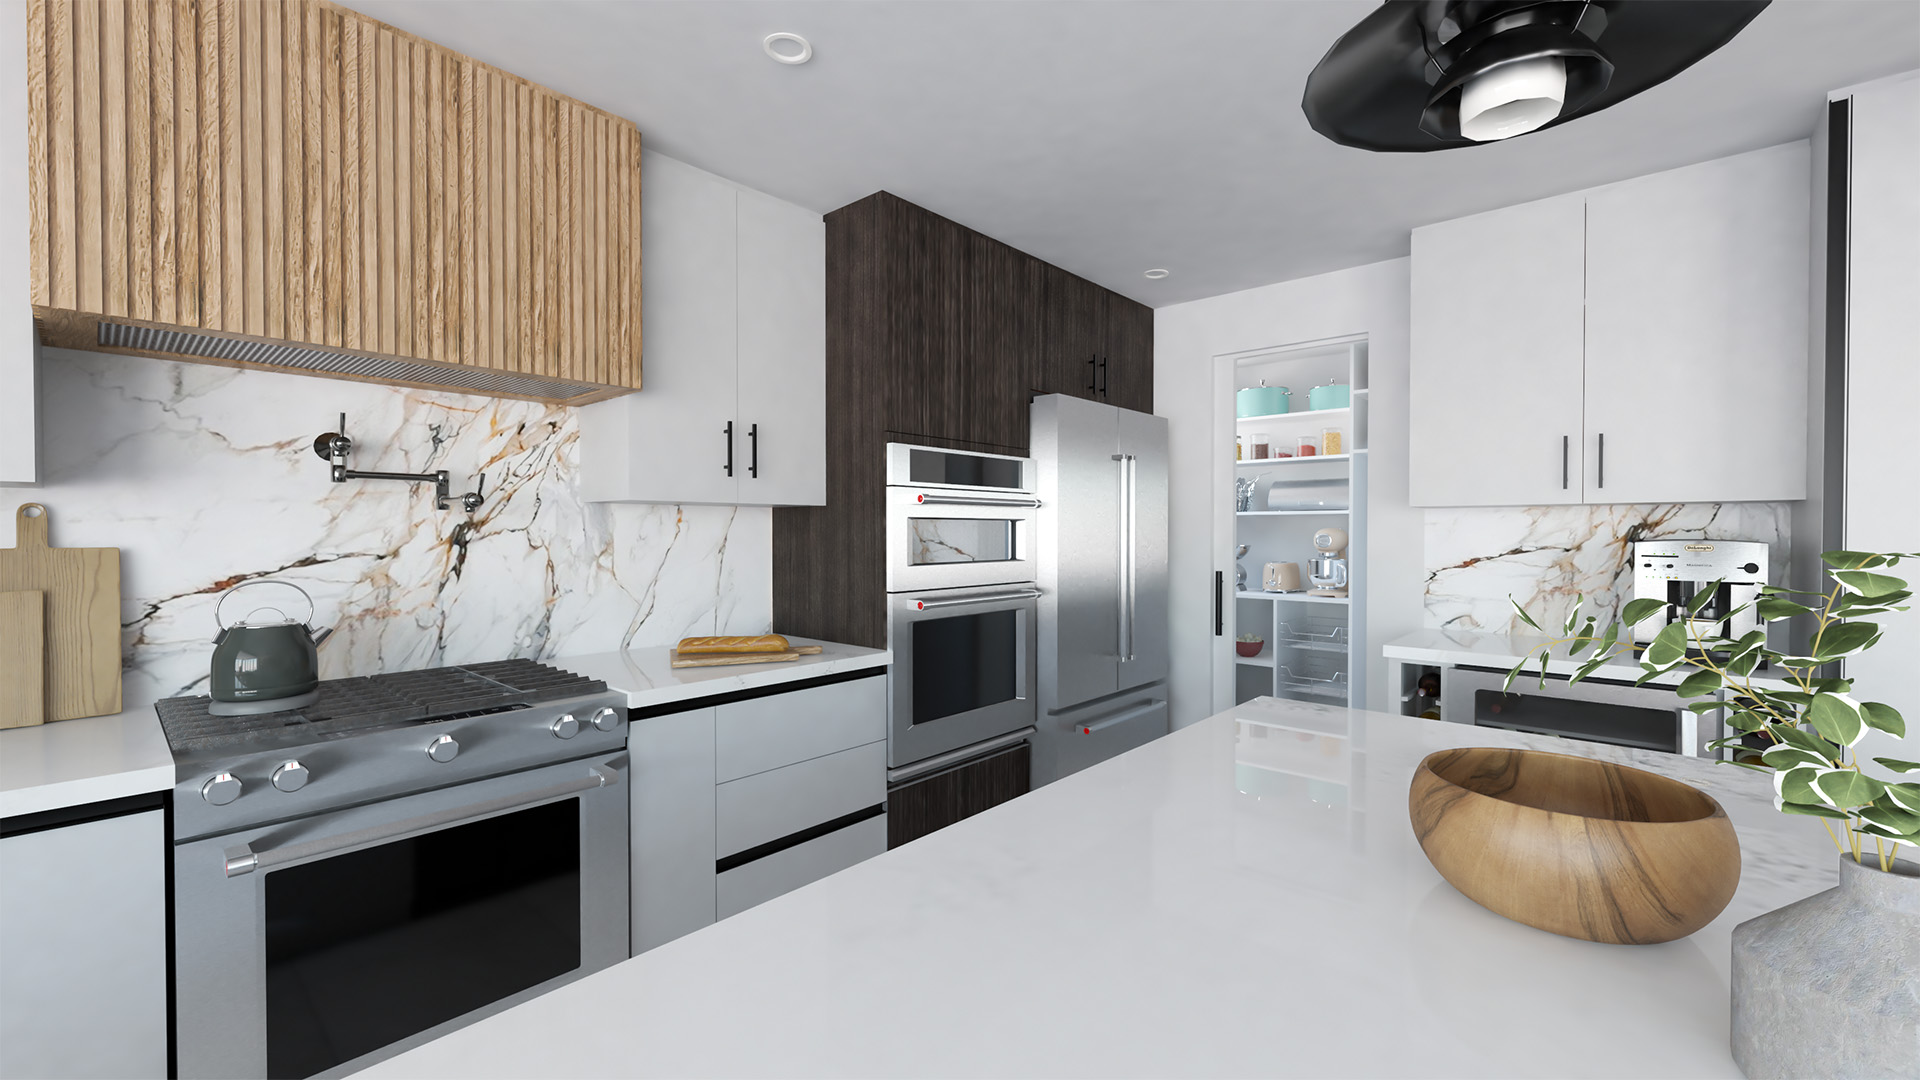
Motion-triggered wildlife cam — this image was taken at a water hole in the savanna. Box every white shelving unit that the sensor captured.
[1231,337,1368,709]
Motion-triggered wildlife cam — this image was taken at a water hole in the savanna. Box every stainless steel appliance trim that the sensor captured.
[885,442,1035,492]
[912,493,1043,508]
[1124,453,1137,661]
[912,587,1043,611]
[222,764,617,877]
[886,727,1034,784]
[1073,698,1164,736]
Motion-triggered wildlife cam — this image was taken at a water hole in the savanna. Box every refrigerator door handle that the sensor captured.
[1075,698,1163,735]
[1114,453,1131,662]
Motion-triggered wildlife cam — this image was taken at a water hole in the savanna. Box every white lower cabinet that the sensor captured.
[0,805,167,1080]
[628,673,888,955]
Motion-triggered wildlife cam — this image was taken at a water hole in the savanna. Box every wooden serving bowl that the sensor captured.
[1408,747,1740,944]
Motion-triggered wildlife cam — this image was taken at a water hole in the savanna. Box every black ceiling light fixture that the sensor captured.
[1302,1,1771,152]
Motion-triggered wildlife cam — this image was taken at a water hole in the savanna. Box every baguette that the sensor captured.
[675,634,791,655]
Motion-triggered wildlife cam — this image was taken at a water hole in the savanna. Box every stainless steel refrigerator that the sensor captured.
[1029,394,1170,787]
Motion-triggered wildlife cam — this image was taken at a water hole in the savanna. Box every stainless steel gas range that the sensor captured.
[157,660,629,1080]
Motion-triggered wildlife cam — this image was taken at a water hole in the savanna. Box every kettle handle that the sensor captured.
[214,579,317,632]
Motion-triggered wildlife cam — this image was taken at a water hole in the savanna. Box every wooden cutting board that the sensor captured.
[0,505,121,721]
[669,645,824,669]
[0,590,46,728]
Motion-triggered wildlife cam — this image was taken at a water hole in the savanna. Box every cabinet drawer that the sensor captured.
[716,813,886,920]
[716,740,886,858]
[714,675,885,783]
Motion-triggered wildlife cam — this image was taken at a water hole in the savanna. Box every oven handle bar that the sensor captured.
[913,493,1042,509]
[913,587,1043,611]
[887,727,1035,785]
[222,764,619,878]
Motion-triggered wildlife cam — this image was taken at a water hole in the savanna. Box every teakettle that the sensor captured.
[208,580,334,716]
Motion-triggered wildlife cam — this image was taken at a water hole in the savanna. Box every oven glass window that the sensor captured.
[264,798,581,1079]
[912,609,1019,724]
[910,448,1023,490]
[907,518,1018,565]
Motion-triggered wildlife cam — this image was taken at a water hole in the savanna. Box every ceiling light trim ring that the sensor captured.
[763,32,812,66]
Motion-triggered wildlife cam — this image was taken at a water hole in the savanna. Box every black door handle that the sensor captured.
[1214,571,1224,637]
[1099,356,1110,399]
[1597,432,1605,489]
[1087,355,1097,393]
[724,421,734,477]
[748,423,759,479]
[1562,435,1569,490]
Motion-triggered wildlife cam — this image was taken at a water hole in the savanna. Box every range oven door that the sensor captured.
[174,752,629,1080]
[887,586,1040,768]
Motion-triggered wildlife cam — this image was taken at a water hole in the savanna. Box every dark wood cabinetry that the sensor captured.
[886,742,1031,849]
[772,191,1153,649]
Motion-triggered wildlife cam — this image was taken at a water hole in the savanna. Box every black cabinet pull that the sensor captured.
[1099,356,1110,399]
[1562,435,1569,490]
[1597,432,1605,489]
[749,423,759,479]
[1087,356,1097,393]
[1214,571,1224,637]
[723,421,734,477]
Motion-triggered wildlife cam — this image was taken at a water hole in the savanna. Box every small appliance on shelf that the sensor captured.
[1263,562,1303,593]
[1307,527,1351,598]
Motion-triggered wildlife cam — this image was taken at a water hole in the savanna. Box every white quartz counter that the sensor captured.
[548,637,889,712]
[1384,627,1798,692]
[0,706,175,819]
[364,697,1855,1079]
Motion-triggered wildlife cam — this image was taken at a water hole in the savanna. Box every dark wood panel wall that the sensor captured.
[772,192,1153,649]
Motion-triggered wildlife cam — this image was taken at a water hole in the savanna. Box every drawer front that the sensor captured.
[715,675,886,783]
[716,814,886,920]
[716,741,886,858]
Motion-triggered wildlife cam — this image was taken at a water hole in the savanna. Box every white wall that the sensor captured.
[1153,258,1422,728]
[0,0,38,486]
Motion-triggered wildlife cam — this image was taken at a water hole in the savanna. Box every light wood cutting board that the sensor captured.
[0,590,46,727]
[669,645,824,669]
[0,505,121,721]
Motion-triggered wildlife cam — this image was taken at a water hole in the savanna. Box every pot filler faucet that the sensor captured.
[312,413,486,513]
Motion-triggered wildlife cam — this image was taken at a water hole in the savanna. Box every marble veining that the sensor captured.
[1425,502,1790,635]
[19,350,771,712]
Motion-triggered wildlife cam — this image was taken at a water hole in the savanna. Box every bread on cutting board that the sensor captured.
[675,634,791,655]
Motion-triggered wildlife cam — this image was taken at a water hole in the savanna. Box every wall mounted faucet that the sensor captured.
[312,413,486,513]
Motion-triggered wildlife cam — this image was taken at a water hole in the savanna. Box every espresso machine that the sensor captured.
[1631,540,1768,645]
[1307,527,1350,598]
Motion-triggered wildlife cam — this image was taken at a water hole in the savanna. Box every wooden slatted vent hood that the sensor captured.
[27,0,642,405]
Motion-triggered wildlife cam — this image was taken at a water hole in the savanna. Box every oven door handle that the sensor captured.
[222,764,619,878]
[912,493,1041,509]
[912,587,1042,611]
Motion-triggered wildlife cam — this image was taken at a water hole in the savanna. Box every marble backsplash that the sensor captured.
[1425,502,1791,635]
[12,349,771,710]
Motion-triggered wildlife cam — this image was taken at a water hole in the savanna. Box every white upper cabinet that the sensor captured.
[2,0,37,485]
[579,153,826,507]
[1409,142,1811,507]
[1584,143,1810,503]
[1410,193,1588,507]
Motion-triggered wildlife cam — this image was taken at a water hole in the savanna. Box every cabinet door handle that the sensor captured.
[723,421,734,477]
[1087,356,1097,393]
[1562,435,1569,490]
[748,423,759,479]
[1214,571,1223,637]
[1099,356,1110,399]
[1597,432,1605,489]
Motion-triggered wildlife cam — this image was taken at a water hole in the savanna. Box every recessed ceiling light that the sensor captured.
[764,32,812,65]
[1143,269,1170,280]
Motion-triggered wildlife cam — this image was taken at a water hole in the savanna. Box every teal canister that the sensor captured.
[1308,381,1351,410]
[1236,380,1291,417]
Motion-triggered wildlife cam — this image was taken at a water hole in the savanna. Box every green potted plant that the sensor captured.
[1505,549,1918,1078]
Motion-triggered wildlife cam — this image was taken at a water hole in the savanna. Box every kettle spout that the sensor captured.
[310,626,335,648]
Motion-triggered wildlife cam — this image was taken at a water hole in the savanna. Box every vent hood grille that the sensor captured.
[96,322,611,403]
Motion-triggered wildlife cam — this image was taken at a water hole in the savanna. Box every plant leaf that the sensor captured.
[1777,799,1852,820]
[1774,725,1843,760]
[1813,769,1885,809]
[1676,669,1722,698]
[1806,694,1867,747]
[1756,597,1814,621]
[1774,765,1824,803]
[1762,746,1831,772]
[1621,598,1665,628]
[1562,597,1584,637]
[1811,621,1881,660]
[1821,550,1889,569]
[1686,581,1724,617]
[1645,621,1690,667]
[1873,758,1920,775]
[1883,783,1920,814]
[1858,802,1920,838]
[1860,702,1906,738]
[1831,570,1907,598]
[1509,597,1543,632]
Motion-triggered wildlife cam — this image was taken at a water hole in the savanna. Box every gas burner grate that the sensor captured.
[154,660,607,754]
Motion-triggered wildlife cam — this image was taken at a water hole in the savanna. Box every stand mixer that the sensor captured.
[1307,527,1350,597]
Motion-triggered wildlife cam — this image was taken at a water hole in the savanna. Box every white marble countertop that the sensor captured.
[364,697,1855,1079]
[1384,627,1798,692]
[548,636,889,712]
[0,706,175,819]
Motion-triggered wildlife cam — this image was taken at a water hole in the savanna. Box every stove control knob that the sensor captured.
[590,707,620,732]
[201,773,243,806]
[271,761,310,792]
[551,714,580,740]
[426,734,460,763]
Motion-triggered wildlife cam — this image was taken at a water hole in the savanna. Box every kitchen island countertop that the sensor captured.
[363,697,1851,1079]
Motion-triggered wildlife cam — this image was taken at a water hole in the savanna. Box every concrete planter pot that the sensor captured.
[1731,854,1920,1078]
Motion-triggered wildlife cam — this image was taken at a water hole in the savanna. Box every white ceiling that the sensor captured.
[342,0,1919,306]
